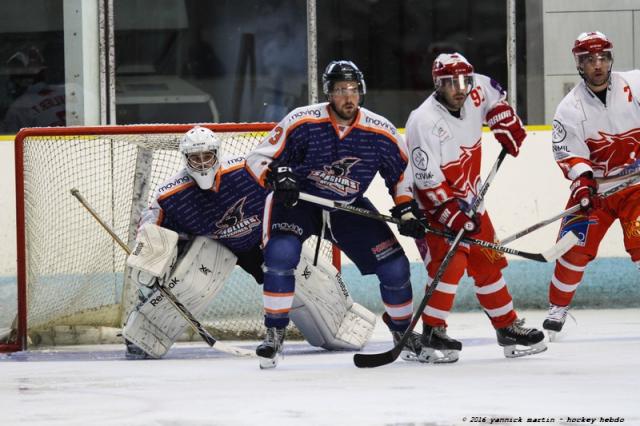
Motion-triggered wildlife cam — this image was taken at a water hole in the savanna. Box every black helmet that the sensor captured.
[322,60,366,96]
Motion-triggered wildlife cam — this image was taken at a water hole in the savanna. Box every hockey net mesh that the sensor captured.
[14,124,333,346]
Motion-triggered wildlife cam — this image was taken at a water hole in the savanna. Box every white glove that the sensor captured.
[127,224,179,288]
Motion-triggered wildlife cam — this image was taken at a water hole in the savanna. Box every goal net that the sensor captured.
[1,123,337,352]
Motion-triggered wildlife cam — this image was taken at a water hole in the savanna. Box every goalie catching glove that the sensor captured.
[267,165,299,208]
[390,200,426,239]
[127,223,179,287]
[570,172,600,212]
[486,102,526,157]
[436,198,479,234]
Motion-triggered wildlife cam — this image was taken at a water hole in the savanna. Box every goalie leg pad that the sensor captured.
[289,245,376,351]
[122,237,237,358]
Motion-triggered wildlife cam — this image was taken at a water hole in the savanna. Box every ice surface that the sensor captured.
[1,309,639,426]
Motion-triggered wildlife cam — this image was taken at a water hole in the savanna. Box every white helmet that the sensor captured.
[179,126,221,190]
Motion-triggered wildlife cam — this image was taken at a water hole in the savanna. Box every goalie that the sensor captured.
[122,126,376,359]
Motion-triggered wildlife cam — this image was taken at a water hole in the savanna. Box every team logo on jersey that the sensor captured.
[622,216,640,239]
[308,157,361,196]
[213,197,261,239]
[480,237,506,263]
[552,120,567,143]
[412,148,429,171]
[442,142,481,198]
[586,129,640,176]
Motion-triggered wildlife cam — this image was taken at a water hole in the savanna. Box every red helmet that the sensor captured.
[572,31,613,66]
[432,53,474,92]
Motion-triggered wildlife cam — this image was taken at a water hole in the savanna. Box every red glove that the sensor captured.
[436,199,479,234]
[570,173,600,212]
[486,102,526,157]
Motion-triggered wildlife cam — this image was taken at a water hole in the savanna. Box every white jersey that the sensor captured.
[1,82,65,133]
[552,70,640,191]
[404,73,506,212]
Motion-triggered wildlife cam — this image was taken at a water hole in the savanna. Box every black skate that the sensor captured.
[256,327,286,369]
[543,304,570,341]
[418,324,462,364]
[496,318,547,358]
[383,313,423,362]
[124,339,152,360]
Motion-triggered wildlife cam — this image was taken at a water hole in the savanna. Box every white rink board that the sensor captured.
[0,129,629,274]
[1,309,639,426]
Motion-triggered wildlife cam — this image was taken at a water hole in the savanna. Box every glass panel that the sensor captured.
[113,0,308,124]
[0,0,65,134]
[317,0,508,126]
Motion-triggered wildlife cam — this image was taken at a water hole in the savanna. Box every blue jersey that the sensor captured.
[140,156,268,253]
[246,102,414,205]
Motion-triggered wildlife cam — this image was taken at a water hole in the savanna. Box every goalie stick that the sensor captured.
[70,188,254,358]
[500,170,640,245]
[348,149,510,368]
[297,194,577,263]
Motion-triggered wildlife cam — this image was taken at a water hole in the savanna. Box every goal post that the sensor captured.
[1,123,340,353]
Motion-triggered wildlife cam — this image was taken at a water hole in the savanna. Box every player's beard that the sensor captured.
[332,101,358,122]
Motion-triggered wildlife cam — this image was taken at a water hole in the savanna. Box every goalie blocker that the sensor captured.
[123,224,375,358]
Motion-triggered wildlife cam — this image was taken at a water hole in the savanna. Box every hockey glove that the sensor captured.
[570,172,600,212]
[486,102,526,157]
[436,199,479,235]
[390,200,426,239]
[267,165,299,208]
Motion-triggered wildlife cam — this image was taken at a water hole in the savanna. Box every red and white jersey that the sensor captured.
[404,74,506,212]
[552,70,640,190]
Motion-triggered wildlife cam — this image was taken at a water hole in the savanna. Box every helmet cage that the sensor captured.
[179,126,221,190]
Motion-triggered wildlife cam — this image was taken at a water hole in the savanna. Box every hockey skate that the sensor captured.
[124,339,151,360]
[256,327,286,369]
[383,313,423,362]
[496,318,547,358]
[542,304,570,341]
[418,324,462,364]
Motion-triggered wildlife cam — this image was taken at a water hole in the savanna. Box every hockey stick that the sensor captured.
[500,171,640,245]
[70,188,255,358]
[298,193,576,263]
[353,149,509,368]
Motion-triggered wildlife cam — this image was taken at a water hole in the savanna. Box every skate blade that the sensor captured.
[417,347,460,364]
[503,342,547,358]
[547,330,560,342]
[259,352,282,369]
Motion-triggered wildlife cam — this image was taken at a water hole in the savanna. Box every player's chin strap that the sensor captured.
[297,192,577,263]
[500,169,640,245]
[70,188,254,358]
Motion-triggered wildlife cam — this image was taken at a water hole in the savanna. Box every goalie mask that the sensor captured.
[432,53,475,95]
[322,60,366,104]
[180,126,220,190]
[572,31,613,84]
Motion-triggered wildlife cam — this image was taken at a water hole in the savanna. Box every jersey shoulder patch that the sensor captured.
[358,107,399,139]
[219,155,245,171]
[155,169,193,197]
[283,103,328,127]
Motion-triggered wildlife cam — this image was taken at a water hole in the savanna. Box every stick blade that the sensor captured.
[542,231,579,262]
[213,341,256,358]
[353,346,402,368]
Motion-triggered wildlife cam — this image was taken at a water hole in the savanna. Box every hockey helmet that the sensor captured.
[572,31,613,77]
[322,60,367,97]
[432,53,475,94]
[179,126,221,190]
